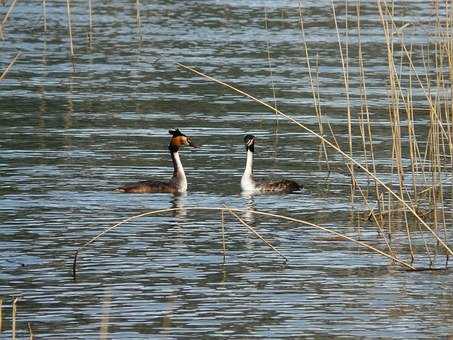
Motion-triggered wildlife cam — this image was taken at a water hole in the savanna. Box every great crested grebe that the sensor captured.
[241,134,302,194]
[116,129,198,193]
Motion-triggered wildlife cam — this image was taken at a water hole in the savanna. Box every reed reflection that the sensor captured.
[99,286,112,340]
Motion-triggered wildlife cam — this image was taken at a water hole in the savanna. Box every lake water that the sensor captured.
[1,0,452,338]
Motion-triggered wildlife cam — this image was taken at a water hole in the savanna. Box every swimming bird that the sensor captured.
[116,129,198,193]
[241,134,302,194]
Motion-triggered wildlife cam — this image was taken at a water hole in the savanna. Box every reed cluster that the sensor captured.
[292,1,451,268]
[0,297,33,339]
[174,1,453,270]
[323,0,453,268]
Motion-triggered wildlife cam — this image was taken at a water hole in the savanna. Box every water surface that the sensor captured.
[1,1,452,338]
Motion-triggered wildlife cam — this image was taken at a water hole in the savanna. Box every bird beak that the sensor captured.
[188,139,199,148]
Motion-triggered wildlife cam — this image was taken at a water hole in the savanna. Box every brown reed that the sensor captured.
[135,0,142,42]
[12,297,18,340]
[88,0,93,45]
[297,2,330,170]
[42,0,47,33]
[0,51,20,81]
[28,322,33,339]
[220,209,226,263]
[0,0,18,39]
[66,0,74,57]
[330,0,354,188]
[376,0,452,263]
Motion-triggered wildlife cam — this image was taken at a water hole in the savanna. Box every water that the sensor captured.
[1,0,452,338]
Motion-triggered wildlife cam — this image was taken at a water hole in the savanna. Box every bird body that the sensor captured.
[241,135,302,194]
[116,129,197,194]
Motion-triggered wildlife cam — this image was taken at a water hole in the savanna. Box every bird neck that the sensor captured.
[243,149,254,177]
[241,148,256,192]
[171,150,186,180]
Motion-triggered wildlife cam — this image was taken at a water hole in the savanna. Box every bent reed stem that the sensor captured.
[73,206,416,280]
[225,205,288,263]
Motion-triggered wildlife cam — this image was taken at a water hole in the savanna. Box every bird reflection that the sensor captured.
[161,292,178,333]
[170,192,187,220]
[241,192,257,226]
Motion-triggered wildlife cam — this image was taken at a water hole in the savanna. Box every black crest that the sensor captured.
[244,135,255,143]
[244,134,255,152]
[169,129,185,137]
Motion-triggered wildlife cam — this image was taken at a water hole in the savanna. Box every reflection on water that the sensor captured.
[99,287,112,340]
[170,192,187,220]
[241,192,257,226]
[1,0,453,338]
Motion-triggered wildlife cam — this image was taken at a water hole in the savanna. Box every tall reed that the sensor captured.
[66,0,74,57]
[12,297,18,340]
[88,0,93,45]
[0,0,18,39]
[42,0,47,33]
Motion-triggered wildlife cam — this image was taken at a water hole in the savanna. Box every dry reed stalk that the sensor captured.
[264,6,278,115]
[380,3,452,149]
[72,206,416,280]
[330,0,354,187]
[175,62,453,256]
[394,35,415,261]
[264,6,279,161]
[355,0,383,235]
[42,0,47,33]
[415,45,430,184]
[297,2,330,170]
[12,297,18,340]
[433,7,450,250]
[352,173,396,257]
[427,8,447,259]
[264,6,280,153]
[66,0,74,57]
[356,1,371,172]
[225,206,288,263]
[221,209,226,262]
[377,1,452,258]
[0,51,21,81]
[99,288,111,340]
[0,0,18,39]
[28,322,33,340]
[88,0,93,44]
[314,55,332,172]
[315,54,338,173]
[392,1,451,262]
[378,1,397,196]
[135,0,142,42]
[406,68,420,202]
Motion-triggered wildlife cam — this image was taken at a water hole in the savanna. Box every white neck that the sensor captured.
[241,149,255,192]
[171,151,187,192]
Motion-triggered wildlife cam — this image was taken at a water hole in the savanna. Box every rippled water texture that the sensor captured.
[1,0,453,338]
